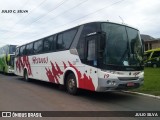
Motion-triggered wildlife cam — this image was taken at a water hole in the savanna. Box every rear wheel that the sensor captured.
[3,67,6,75]
[66,73,78,95]
[24,69,29,82]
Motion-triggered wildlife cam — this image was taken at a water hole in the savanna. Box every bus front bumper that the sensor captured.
[8,68,14,74]
[96,77,144,92]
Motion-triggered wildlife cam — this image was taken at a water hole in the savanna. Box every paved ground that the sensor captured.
[0,73,160,120]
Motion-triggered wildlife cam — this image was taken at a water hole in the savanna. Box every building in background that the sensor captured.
[141,34,160,51]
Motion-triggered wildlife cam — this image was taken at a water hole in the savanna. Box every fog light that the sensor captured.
[112,81,116,86]
[107,80,111,85]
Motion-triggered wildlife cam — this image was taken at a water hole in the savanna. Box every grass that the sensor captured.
[132,68,160,96]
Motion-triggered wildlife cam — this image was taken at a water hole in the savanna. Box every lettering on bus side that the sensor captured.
[32,57,48,64]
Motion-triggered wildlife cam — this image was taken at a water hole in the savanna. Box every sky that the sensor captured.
[0,0,160,47]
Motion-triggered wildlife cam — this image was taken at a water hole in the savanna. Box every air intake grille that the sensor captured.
[118,77,138,81]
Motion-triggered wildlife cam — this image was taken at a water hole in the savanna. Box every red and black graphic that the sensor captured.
[45,60,95,91]
[63,61,67,69]
[16,57,23,72]
[16,56,32,76]
[68,61,95,91]
[45,61,64,84]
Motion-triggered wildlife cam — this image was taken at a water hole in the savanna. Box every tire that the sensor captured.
[24,69,29,82]
[3,67,6,75]
[66,73,78,95]
[153,64,157,68]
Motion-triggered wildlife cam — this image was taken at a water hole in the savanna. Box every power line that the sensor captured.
[26,0,125,39]
[14,0,48,25]
[29,0,88,26]
[4,0,125,42]
[1,0,68,41]
[26,0,69,25]
[5,0,87,40]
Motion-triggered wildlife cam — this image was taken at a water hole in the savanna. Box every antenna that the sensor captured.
[119,16,124,24]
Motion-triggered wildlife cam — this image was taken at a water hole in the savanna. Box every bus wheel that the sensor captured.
[24,69,29,82]
[3,67,6,75]
[66,73,77,95]
[153,64,157,68]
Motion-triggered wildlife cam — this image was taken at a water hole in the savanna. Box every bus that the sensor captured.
[0,45,16,74]
[14,21,144,94]
[144,48,160,68]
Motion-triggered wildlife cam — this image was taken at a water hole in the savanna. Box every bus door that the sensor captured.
[84,34,99,90]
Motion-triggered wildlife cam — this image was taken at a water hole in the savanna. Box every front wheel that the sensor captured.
[66,73,78,95]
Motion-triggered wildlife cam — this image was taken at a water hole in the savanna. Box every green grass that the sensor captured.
[133,68,160,96]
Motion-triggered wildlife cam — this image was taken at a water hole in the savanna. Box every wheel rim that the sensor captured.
[68,78,76,91]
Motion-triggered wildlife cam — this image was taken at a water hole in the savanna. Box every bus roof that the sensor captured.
[81,20,139,30]
[17,21,139,47]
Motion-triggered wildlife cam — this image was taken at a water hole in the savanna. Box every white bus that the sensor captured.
[14,21,144,94]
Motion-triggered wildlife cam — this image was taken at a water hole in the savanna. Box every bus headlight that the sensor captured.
[107,80,117,86]
[107,80,111,85]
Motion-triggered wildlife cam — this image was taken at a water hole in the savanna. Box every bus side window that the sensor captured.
[57,34,64,50]
[34,40,43,54]
[20,46,26,56]
[26,43,33,55]
[15,48,19,57]
[44,39,50,52]
[57,29,77,50]
[63,29,77,49]
[44,35,55,52]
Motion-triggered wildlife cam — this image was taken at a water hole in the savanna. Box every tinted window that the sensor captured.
[15,48,19,56]
[9,45,16,54]
[20,46,26,56]
[57,29,77,50]
[77,23,99,62]
[152,51,160,58]
[34,40,43,54]
[26,43,33,55]
[57,34,63,50]
[44,36,55,52]
[63,29,77,48]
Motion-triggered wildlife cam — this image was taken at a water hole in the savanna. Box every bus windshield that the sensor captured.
[9,45,16,54]
[101,23,143,70]
[144,52,151,61]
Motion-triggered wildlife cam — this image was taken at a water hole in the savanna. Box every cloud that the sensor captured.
[0,0,160,47]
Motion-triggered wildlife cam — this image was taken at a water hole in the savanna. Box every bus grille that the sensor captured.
[118,77,138,81]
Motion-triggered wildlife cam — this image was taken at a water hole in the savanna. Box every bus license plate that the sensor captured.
[127,82,135,87]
